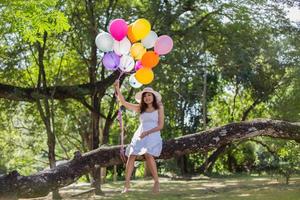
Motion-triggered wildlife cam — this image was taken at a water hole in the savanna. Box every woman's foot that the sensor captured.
[121,187,129,194]
[152,181,160,194]
[121,182,130,193]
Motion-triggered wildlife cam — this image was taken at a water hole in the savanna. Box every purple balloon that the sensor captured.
[102,52,120,70]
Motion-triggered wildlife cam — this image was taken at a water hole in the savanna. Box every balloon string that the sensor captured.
[114,69,135,161]
[117,70,125,80]
[116,68,133,79]
[118,108,124,146]
[115,70,127,160]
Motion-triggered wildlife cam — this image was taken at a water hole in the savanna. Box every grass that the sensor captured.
[24,175,300,200]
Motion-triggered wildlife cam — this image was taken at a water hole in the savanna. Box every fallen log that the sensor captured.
[0,119,299,199]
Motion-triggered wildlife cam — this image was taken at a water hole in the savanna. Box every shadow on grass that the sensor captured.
[22,176,300,200]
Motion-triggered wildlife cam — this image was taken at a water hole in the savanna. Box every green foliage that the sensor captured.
[271,69,300,122]
[1,0,70,44]
[0,0,299,180]
[0,100,48,175]
[277,141,300,184]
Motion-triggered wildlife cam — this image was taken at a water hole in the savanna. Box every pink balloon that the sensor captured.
[154,35,173,55]
[135,60,142,71]
[109,19,128,41]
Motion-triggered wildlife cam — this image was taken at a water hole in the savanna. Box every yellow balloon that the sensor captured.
[132,19,151,40]
[130,43,146,60]
[135,67,154,84]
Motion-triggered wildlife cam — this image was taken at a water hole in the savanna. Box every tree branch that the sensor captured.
[0,70,121,102]
[1,119,300,198]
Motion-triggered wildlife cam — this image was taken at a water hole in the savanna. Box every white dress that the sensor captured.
[125,110,163,157]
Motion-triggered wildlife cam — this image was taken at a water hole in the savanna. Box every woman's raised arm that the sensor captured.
[114,80,140,112]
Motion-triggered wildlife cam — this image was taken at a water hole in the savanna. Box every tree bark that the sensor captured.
[83,0,104,195]
[0,71,120,102]
[1,119,300,199]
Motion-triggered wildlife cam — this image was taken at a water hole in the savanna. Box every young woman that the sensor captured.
[114,80,164,194]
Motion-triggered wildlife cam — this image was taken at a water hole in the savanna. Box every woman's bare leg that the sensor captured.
[122,155,136,193]
[144,153,159,193]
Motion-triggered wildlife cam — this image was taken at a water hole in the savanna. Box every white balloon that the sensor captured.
[118,55,135,72]
[95,32,114,52]
[129,73,143,88]
[141,31,158,49]
[113,37,131,56]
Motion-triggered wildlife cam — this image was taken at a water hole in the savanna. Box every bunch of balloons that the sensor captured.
[95,18,173,88]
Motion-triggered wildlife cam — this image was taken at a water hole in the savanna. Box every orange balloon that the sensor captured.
[135,67,154,84]
[127,24,137,43]
[141,51,159,68]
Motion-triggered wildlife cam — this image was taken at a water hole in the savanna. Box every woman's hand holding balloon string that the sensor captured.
[140,131,150,139]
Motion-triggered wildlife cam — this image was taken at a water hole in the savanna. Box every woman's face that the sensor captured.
[143,92,154,105]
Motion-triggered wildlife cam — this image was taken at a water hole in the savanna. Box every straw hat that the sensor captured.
[135,87,162,103]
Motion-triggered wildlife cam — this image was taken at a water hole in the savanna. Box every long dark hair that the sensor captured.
[140,92,159,114]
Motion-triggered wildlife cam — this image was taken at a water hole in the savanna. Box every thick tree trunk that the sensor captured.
[85,0,103,194]
[90,106,102,195]
[1,119,300,199]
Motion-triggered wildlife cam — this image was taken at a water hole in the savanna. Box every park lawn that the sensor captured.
[24,175,300,200]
